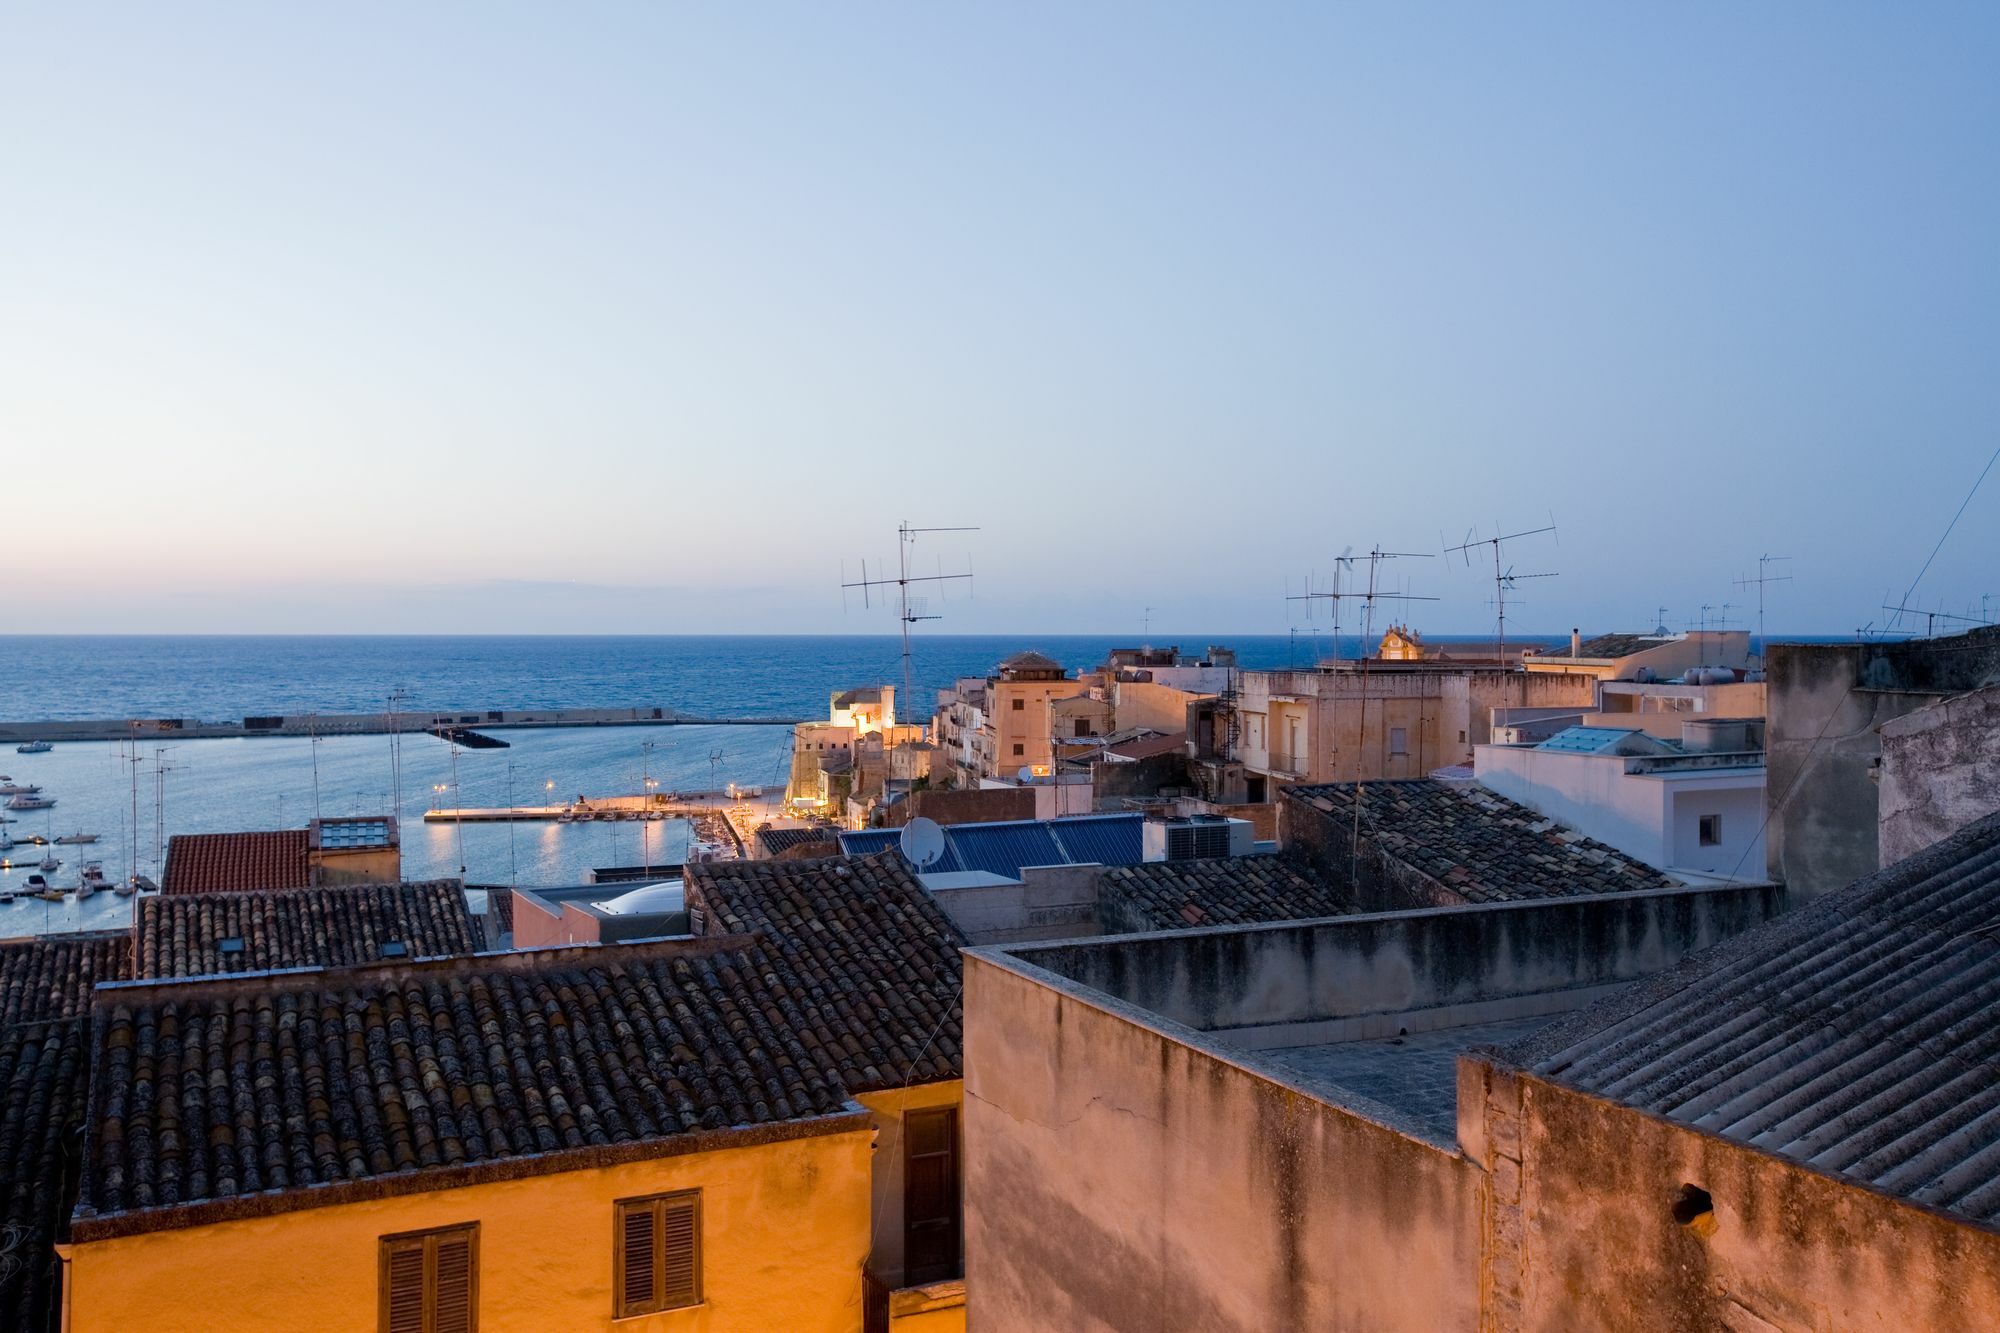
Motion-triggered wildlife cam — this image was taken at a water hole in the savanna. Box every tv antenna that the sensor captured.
[1733,555,1792,656]
[1446,517,1558,664]
[1352,547,1438,644]
[1286,547,1357,662]
[842,521,978,705]
[1141,605,1158,641]
[1881,600,1989,639]
[1653,605,1671,635]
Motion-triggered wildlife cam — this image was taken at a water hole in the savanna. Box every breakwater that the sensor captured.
[0,705,807,744]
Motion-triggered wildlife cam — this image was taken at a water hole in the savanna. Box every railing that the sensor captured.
[1267,749,1310,776]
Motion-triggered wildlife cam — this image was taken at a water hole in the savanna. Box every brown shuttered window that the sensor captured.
[380,1224,478,1333]
[615,1190,702,1316]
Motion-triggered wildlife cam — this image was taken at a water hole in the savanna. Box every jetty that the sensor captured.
[0,704,808,745]
[422,792,743,824]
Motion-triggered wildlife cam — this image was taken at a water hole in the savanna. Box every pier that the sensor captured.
[422,791,751,824]
[0,705,808,744]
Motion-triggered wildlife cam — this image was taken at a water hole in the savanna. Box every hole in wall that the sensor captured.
[1672,1184,1714,1229]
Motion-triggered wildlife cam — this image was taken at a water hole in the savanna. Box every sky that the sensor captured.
[3,4,1997,637]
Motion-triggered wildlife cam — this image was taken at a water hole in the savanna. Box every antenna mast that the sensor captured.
[1733,555,1793,661]
[842,521,978,706]
[1445,518,1558,664]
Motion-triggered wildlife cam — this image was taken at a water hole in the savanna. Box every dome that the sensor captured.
[594,879,685,916]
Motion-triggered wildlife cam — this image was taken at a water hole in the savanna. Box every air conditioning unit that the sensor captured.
[1144,816,1252,861]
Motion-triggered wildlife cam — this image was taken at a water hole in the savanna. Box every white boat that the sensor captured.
[15,741,52,754]
[76,862,109,897]
[38,853,59,874]
[0,782,41,796]
[113,875,139,897]
[54,831,101,845]
[7,794,54,810]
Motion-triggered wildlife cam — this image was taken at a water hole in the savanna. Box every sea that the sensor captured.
[0,630,1592,935]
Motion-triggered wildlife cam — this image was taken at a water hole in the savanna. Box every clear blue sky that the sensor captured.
[5,4,1996,636]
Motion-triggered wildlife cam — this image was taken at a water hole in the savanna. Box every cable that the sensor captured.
[1895,441,2000,624]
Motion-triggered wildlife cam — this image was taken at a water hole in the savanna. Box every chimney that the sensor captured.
[1571,627,1581,657]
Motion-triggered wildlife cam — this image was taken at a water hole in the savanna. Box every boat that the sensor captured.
[0,782,41,796]
[15,741,52,754]
[38,853,59,874]
[77,862,109,897]
[113,875,139,897]
[6,794,54,810]
[54,831,100,845]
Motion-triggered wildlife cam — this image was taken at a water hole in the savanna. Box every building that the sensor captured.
[788,686,932,824]
[64,938,878,1333]
[1522,628,1752,681]
[509,879,690,946]
[160,816,402,895]
[931,652,1091,786]
[1766,626,2000,897]
[1190,662,1597,803]
[1468,808,2000,1329]
[1281,779,1677,912]
[683,852,969,1324]
[1879,680,2000,866]
[960,874,1788,1330]
[1474,720,1768,881]
[131,880,485,976]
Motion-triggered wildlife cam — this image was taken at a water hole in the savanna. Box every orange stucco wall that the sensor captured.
[67,1126,873,1333]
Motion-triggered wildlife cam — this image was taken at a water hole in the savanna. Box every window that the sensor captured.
[905,1108,962,1284]
[1012,743,1025,757]
[1389,727,1409,756]
[380,1223,477,1333]
[1699,814,1722,847]
[1011,698,1024,711]
[1073,721,1093,737]
[615,1191,702,1316]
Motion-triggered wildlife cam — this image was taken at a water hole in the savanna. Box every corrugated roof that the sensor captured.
[1517,811,2000,1226]
[838,813,1147,880]
[161,830,311,895]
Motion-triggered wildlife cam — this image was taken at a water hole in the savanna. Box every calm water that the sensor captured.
[0,631,1579,935]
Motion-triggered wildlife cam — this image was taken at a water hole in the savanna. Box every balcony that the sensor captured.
[1267,749,1310,777]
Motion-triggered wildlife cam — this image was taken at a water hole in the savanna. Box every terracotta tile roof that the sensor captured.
[1286,781,1676,903]
[161,830,311,895]
[756,825,832,857]
[0,1019,89,1331]
[1531,632,1669,660]
[133,882,485,978]
[1099,858,1353,929]
[0,932,132,1027]
[78,937,858,1228]
[1514,811,2000,1227]
[683,851,966,1092]
[1103,732,1189,761]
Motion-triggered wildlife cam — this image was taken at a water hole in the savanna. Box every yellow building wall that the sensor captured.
[987,680,1087,776]
[855,1080,964,1289]
[68,1127,874,1333]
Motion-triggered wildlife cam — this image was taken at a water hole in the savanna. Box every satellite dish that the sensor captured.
[1016,766,1037,784]
[899,816,946,869]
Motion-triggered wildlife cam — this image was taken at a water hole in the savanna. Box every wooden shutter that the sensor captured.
[661,1195,701,1308]
[615,1191,701,1316]
[381,1224,478,1333]
[904,1107,962,1284]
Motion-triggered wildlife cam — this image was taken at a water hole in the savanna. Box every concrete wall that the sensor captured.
[1090,748,1191,805]
[1460,1062,2000,1331]
[963,952,1483,1333]
[882,787,1035,828]
[1764,632,2000,897]
[1879,682,2000,867]
[1009,885,1787,1041]
[1112,680,1208,734]
[927,863,1104,944]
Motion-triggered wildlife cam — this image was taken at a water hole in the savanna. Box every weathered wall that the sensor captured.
[67,1123,874,1333]
[929,863,1103,944]
[1461,1063,2000,1332]
[1112,680,1207,734]
[1091,748,1191,804]
[963,953,1483,1333]
[1278,791,1462,911]
[882,786,1036,828]
[1764,633,2000,897]
[1879,682,2000,867]
[1008,885,1787,1039]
